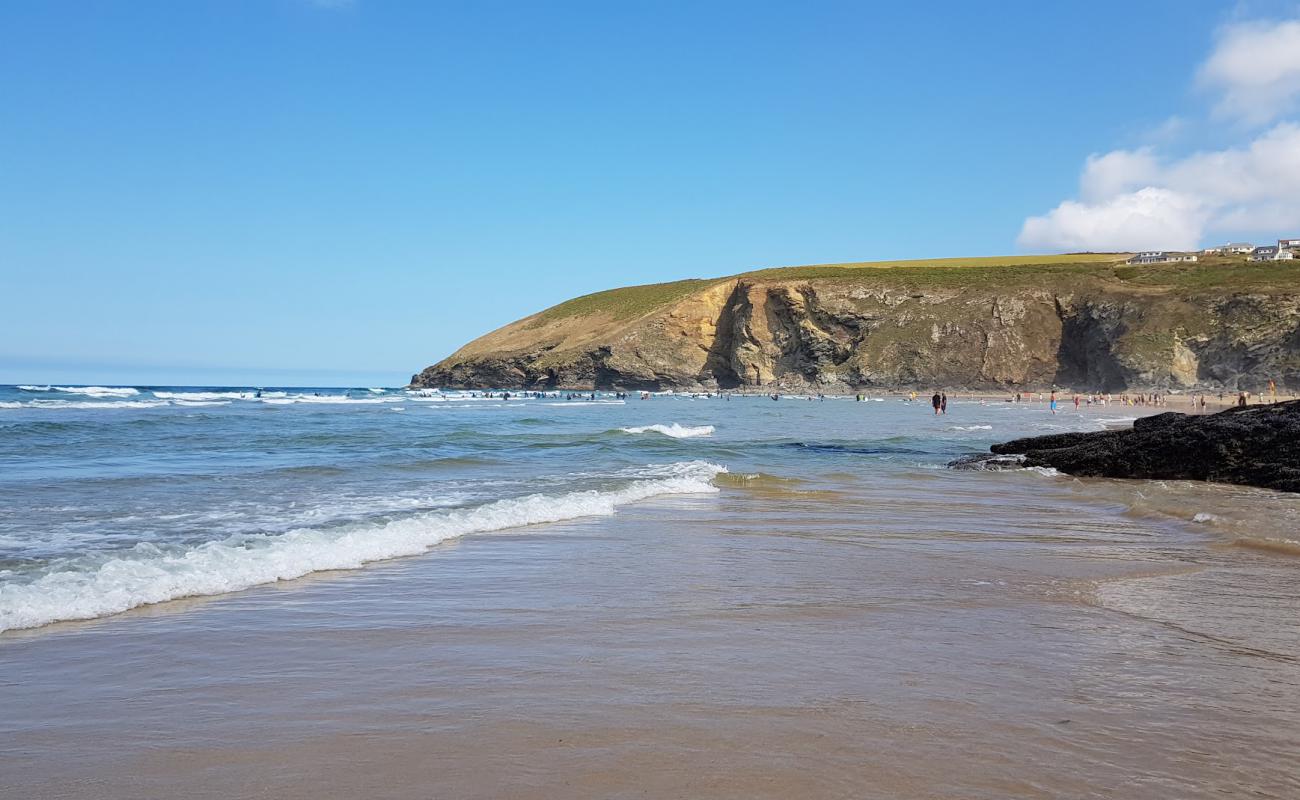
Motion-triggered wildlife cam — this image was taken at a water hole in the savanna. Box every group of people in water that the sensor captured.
[1009,390,1170,408]
[468,391,637,401]
[450,386,1287,412]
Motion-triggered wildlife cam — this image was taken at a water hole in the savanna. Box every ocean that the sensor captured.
[1,383,1297,798]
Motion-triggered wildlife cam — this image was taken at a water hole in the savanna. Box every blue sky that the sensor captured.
[3,0,1298,386]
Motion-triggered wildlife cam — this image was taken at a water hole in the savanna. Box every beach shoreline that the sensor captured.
[2,387,1297,799]
[3,477,1297,799]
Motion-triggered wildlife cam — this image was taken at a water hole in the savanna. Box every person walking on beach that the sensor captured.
[931,391,942,415]
[1049,390,1058,415]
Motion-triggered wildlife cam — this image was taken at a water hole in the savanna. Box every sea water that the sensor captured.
[0,384,1293,634]
[2,384,1299,797]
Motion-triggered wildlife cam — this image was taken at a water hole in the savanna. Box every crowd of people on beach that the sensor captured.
[446,385,1291,413]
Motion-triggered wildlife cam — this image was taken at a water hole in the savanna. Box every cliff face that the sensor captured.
[413,257,1300,392]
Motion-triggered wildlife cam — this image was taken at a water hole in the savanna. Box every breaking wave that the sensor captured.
[52,386,140,397]
[0,399,172,410]
[620,423,715,438]
[152,390,258,401]
[0,461,725,633]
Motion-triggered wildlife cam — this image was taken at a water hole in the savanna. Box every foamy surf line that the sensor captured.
[0,461,726,633]
[37,386,141,397]
[620,423,715,438]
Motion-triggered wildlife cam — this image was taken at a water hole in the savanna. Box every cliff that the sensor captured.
[412,255,1300,392]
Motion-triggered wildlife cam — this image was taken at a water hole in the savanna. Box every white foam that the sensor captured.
[1192,512,1222,524]
[258,395,401,405]
[1094,416,1138,428]
[152,391,255,401]
[16,385,52,392]
[0,461,725,633]
[947,425,993,431]
[51,386,140,397]
[620,423,715,438]
[0,399,171,410]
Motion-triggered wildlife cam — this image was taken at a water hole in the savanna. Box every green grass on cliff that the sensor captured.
[1114,258,1300,290]
[530,278,719,324]
[749,254,1300,290]
[526,254,1300,325]
[741,252,1123,280]
[528,255,1113,324]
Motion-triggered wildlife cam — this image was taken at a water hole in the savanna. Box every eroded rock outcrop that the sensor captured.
[960,401,1300,493]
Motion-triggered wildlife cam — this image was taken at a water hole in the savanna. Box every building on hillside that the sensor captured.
[1170,253,1198,262]
[1250,246,1279,261]
[1278,238,1300,249]
[1276,249,1296,261]
[1127,251,1169,264]
[1204,242,1254,255]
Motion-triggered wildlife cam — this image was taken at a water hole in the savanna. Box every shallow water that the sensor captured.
[1,385,1297,798]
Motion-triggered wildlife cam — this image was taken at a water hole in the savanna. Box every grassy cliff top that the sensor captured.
[528,253,1300,325]
[531,278,717,325]
[532,254,1121,325]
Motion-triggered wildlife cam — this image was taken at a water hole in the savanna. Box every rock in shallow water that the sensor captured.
[946,453,1028,471]
[958,401,1300,492]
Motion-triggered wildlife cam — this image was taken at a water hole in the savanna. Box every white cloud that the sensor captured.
[1079,148,1159,202]
[1019,188,1210,252]
[1019,17,1300,253]
[1199,20,1300,125]
[1019,122,1300,251]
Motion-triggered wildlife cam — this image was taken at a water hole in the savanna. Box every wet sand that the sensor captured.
[3,470,1297,799]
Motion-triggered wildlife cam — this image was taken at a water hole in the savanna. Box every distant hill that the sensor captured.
[412,254,1300,392]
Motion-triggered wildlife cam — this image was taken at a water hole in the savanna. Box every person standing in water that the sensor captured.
[940,393,948,414]
[931,391,942,415]
[1049,390,1058,415]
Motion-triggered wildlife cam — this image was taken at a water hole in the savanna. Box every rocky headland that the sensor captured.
[413,254,1300,393]
[953,400,1300,493]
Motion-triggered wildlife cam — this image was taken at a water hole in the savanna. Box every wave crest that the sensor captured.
[620,423,714,438]
[0,461,726,633]
[52,386,140,397]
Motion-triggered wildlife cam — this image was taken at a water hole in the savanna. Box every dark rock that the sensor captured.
[947,453,1027,471]
[981,400,1300,493]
